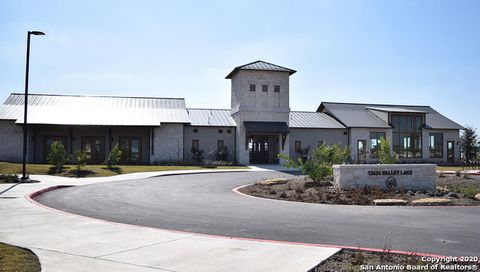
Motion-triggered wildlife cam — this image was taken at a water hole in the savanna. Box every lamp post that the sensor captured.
[22,30,45,181]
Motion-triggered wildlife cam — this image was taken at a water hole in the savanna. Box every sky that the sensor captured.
[0,0,478,128]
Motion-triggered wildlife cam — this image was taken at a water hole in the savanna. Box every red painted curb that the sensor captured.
[26,185,455,259]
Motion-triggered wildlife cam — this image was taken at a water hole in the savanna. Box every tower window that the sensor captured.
[227,129,232,134]
[193,128,198,133]
[218,129,223,134]
[262,85,268,92]
[274,85,280,92]
[250,84,256,92]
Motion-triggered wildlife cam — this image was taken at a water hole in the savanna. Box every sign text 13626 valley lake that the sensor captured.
[367,170,413,176]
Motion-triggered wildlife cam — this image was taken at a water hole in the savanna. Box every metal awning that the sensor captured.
[244,121,289,133]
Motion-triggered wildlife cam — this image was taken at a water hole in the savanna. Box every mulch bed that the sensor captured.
[239,175,480,206]
[313,249,478,272]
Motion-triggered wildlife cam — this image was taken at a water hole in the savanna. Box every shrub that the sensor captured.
[377,137,398,164]
[455,170,461,177]
[279,144,349,182]
[297,146,310,162]
[105,144,122,169]
[191,148,204,164]
[47,141,68,173]
[215,146,229,161]
[74,149,87,176]
[0,174,20,183]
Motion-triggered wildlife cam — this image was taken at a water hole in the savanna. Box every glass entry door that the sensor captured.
[249,135,271,164]
[357,140,367,163]
[119,137,142,164]
[82,137,105,164]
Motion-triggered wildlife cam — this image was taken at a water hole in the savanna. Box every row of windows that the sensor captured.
[192,139,225,152]
[193,128,232,134]
[294,140,325,153]
[249,84,281,93]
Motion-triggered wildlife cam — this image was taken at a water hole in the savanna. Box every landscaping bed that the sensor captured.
[313,249,478,272]
[0,242,41,272]
[239,175,480,206]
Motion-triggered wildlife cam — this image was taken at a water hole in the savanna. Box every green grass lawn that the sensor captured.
[436,166,478,172]
[0,242,41,272]
[0,162,247,178]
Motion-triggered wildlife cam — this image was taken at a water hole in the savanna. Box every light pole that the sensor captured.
[22,30,45,181]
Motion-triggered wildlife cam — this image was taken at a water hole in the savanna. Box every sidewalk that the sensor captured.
[0,169,338,272]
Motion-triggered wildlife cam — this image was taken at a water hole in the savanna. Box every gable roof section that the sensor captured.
[187,108,236,127]
[0,93,190,126]
[225,60,296,79]
[318,102,464,130]
[289,111,345,129]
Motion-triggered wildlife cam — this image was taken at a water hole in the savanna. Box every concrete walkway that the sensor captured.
[0,169,338,272]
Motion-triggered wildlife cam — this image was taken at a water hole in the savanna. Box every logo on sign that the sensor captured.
[386,176,397,189]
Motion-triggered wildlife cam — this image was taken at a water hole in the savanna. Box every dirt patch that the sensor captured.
[314,249,478,272]
[239,175,480,206]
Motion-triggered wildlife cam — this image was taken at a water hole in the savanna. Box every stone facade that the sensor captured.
[151,123,184,163]
[0,121,24,162]
[230,70,291,164]
[333,164,436,191]
[289,128,348,161]
[183,126,235,163]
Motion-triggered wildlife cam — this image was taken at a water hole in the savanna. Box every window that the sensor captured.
[192,139,199,151]
[370,132,386,158]
[218,129,223,134]
[274,85,280,92]
[295,141,302,152]
[250,84,256,92]
[262,85,268,92]
[193,128,198,133]
[119,137,142,164]
[391,114,423,158]
[429,133,443,158]
[357,139,367,163]
[227,129,232,134]
[217,140,224,151]
[44,136,67,162]
[318,140,325,147]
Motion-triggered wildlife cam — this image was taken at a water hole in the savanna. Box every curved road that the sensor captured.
[35,171,480,256]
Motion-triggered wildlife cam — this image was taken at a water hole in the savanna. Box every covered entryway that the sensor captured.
[244,121,289,164]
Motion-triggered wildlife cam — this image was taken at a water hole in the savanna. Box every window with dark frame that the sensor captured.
[192,139,199,151]
[262,85,268,92]
[295,141,301,152]
[274,85,280,92]
[429,133,443,158]
[249,84,256,92]
[369,132,386,158]
[119,137,142,164]
[217,140,224,151]
[227,129,232,134]
[193,128,198,133]
[318,140,325,147]
[218,129,223,134]
[391,114,423,158]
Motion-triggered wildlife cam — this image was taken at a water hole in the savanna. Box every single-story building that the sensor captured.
[0,60,464,165]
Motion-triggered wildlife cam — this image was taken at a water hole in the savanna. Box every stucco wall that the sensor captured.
[150,123,184,163]
[349,127,393,163]
[0,120,24,162]
[289,128,348,160]
[183,126,236,163]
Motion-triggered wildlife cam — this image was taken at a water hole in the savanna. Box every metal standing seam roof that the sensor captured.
[225,60,296,79]
[244,121,289,134]
[186,108,236,127]
[289,111,345,129]
[318,102,464,130]
[0,93,190,126]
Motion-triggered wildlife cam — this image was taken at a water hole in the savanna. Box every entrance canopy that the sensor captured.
[244,121,289,134]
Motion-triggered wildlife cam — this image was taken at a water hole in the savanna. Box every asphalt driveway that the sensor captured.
[35,171,480,257]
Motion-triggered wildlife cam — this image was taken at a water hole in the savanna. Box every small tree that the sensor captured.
[215,146,229,161]
[47,141,68,173]
[191,147,204,164]
[105,144,122,169]
[377,137,398,164]
[279,144,349,182]
[74,149,87,176]
[461,126,478,163]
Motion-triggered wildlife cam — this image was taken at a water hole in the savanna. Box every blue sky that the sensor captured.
[0,0,478,128]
